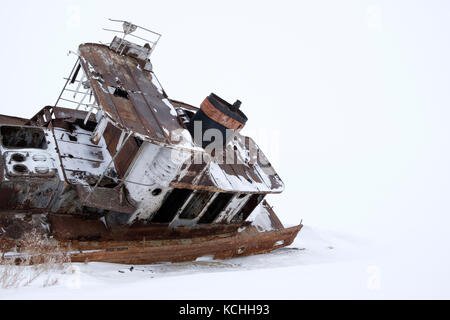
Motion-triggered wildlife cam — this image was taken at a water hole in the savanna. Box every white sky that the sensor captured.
[0,0,449,261]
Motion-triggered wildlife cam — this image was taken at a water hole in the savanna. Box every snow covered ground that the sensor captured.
[2,223,447,300]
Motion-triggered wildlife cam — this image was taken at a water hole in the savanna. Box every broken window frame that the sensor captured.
[0,125,48,150]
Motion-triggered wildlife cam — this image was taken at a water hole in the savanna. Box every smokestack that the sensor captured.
[187,93,248,149]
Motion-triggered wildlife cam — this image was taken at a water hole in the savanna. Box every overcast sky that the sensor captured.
[0,0,449,260]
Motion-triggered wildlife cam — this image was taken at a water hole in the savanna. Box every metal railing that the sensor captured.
[103,18,162,58]
[54,56,100,126]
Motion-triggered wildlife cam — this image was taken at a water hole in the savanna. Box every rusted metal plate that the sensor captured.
[0,180,62,212]
[68,224,302,265]
[102,122,140,178]
[77,46,126,129]
[0,114,29,126]
[76,185,136,214]
[0,215,35,240]
[120,222,246,241]
[262,200,284,230]
[78,44,182,144]
[49,212,249,241]
[201,98,244,130]
[85,47,151,137]
[107,52,165,139]
[1,221,301,265]
[49,214,109,241]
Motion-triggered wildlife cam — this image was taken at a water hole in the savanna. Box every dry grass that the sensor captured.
[0,230,71,289]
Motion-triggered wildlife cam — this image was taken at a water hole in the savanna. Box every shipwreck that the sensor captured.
[0,20,302,265]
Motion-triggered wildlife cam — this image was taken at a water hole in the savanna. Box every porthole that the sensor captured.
[11,153,26,162]
[152,188,162,196]
[35,167,50,174]
[13,164,28,173]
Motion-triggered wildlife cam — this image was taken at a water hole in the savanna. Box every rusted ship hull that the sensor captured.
[1,224,302,265]
[1,200,302,265]
[68,225,302,265]
[52,200,302,265]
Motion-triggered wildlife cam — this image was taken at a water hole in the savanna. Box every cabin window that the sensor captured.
[151,188,193,223]
[231,194,265,223]
[199,192,234,224]
[179,191,215,220]
[11,153,26,162]
[1,126,47,149]
[13,164,28,174]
